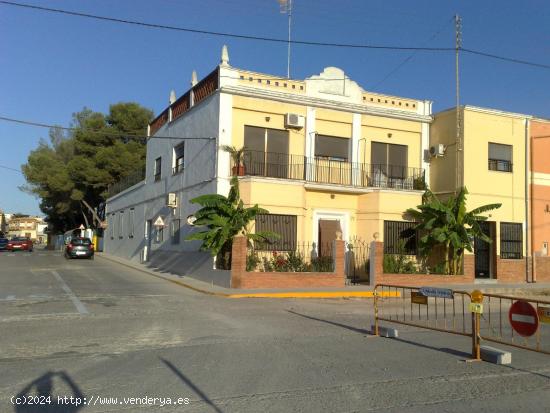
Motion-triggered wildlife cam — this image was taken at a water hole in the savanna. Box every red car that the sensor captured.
[7,237,34,252]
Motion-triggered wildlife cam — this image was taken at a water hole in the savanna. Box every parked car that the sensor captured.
[7,237,33,252]
[65,237,94,259]
[0,238,9,251]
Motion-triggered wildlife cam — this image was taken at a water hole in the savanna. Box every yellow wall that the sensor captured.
[240,178,422,245]
[431,107,528,256]
[430,109,457,194]
[463,109,527,255]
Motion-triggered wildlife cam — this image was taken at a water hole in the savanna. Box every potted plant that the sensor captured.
[222,145,247,176]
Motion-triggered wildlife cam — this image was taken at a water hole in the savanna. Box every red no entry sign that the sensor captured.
[509,300,539,337]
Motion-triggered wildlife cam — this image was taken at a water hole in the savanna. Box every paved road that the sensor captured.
[1,250,550,412]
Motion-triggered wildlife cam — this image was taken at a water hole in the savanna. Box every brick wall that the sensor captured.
[230,235,346,289]
[372,241,475,286]
[535,256,550,282]
[495,257,527,283]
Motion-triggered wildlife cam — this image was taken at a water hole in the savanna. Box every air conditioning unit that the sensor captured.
[284,113,305,129]
[167,193,178,208]
[429,144,446,157]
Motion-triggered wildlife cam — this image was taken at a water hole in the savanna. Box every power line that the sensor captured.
[0,116,215,140]
[0,1,452,51]
[462,48,550,70]
[371,17,454,89]
[3,1,550,72]
[0,164,22,173]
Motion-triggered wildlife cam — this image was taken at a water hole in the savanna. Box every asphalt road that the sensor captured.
[1,250,550,412]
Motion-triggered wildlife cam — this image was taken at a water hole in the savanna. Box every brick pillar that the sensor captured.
[463,254,475,279]
[369,241,384,286]
[231,235,247,288]
[333,239,345,278]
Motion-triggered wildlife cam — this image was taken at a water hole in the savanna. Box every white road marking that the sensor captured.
[511,313,536,324]
[50,270,89,315]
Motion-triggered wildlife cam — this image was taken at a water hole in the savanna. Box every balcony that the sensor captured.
[234,150,425,191]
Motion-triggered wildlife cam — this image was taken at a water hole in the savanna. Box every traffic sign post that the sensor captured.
[509,300,539,337]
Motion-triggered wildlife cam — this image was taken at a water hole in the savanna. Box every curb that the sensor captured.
[97,254,393,299]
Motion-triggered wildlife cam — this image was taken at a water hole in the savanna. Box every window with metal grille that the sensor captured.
[119,211,124,239]
[488,143,513,172]
[255,214,297,251]
[383,220,417,254]
[500,222,522,259]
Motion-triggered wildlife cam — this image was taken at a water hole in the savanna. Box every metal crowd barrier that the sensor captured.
[374,284,550,360]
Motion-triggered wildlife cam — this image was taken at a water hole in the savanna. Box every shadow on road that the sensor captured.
[14,371,85,413]
[160,357,223,413]
[286,310,371,335]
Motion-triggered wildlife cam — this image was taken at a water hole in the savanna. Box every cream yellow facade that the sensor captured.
[223,64,431,246]
[431,106,529,272]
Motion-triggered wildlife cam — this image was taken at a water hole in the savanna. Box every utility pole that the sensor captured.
[455,14,463,192]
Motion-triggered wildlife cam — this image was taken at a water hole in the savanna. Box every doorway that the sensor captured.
[474,221,496,278]
[318,219,342,257]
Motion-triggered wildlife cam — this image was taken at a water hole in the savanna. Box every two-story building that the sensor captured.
[431,106,530,282]
[105,46,432,286]
[8,216,44,241]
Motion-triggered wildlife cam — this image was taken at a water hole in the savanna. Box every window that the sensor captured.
[489,143,513,172]
[243,126,289,178]
[500,222,522,259]
[154,157,162,181]
[155,226,163,243]
[129,209,135,238]
[110,213,115,239]
[119,211,124,239]
[255,214,297,251]
[371,142,408,179]
[315,134,349,161]
[383,220,417,255]
[173,143,185,175]
[171,219,181,245]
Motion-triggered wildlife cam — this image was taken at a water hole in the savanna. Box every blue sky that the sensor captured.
[1,0,549,215]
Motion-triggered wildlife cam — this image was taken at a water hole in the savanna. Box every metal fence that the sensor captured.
[238,150,425,191]
[247,241,334,272]
[374,284,550,360]
[345,239,370,284]
[479,293,550,355]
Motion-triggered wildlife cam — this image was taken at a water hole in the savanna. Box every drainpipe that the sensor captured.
[525,118,532,282]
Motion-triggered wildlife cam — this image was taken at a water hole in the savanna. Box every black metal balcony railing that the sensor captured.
[488,159,513,172]
[107,167,146,198]
[233,151,426,190]
[235,150,425,191]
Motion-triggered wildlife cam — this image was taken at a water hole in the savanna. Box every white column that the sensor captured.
[217,93,233,196]
[420,100,433,187]
[352,113,361,186]
[305,106,316,181]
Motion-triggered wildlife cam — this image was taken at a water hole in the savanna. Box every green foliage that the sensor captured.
[246,252,261,271]
[428,262,447,275]
[21,103,153,232]
[186,176,277,269]
[405,187,501,275]
[310,256,334,272]
[221,145,246,166]
[383,254,417,274]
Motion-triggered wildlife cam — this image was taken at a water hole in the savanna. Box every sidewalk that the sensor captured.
[97,252,550,299]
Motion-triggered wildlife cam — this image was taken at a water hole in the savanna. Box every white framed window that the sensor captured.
[119,211,124,239]
[173,143,185,175]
